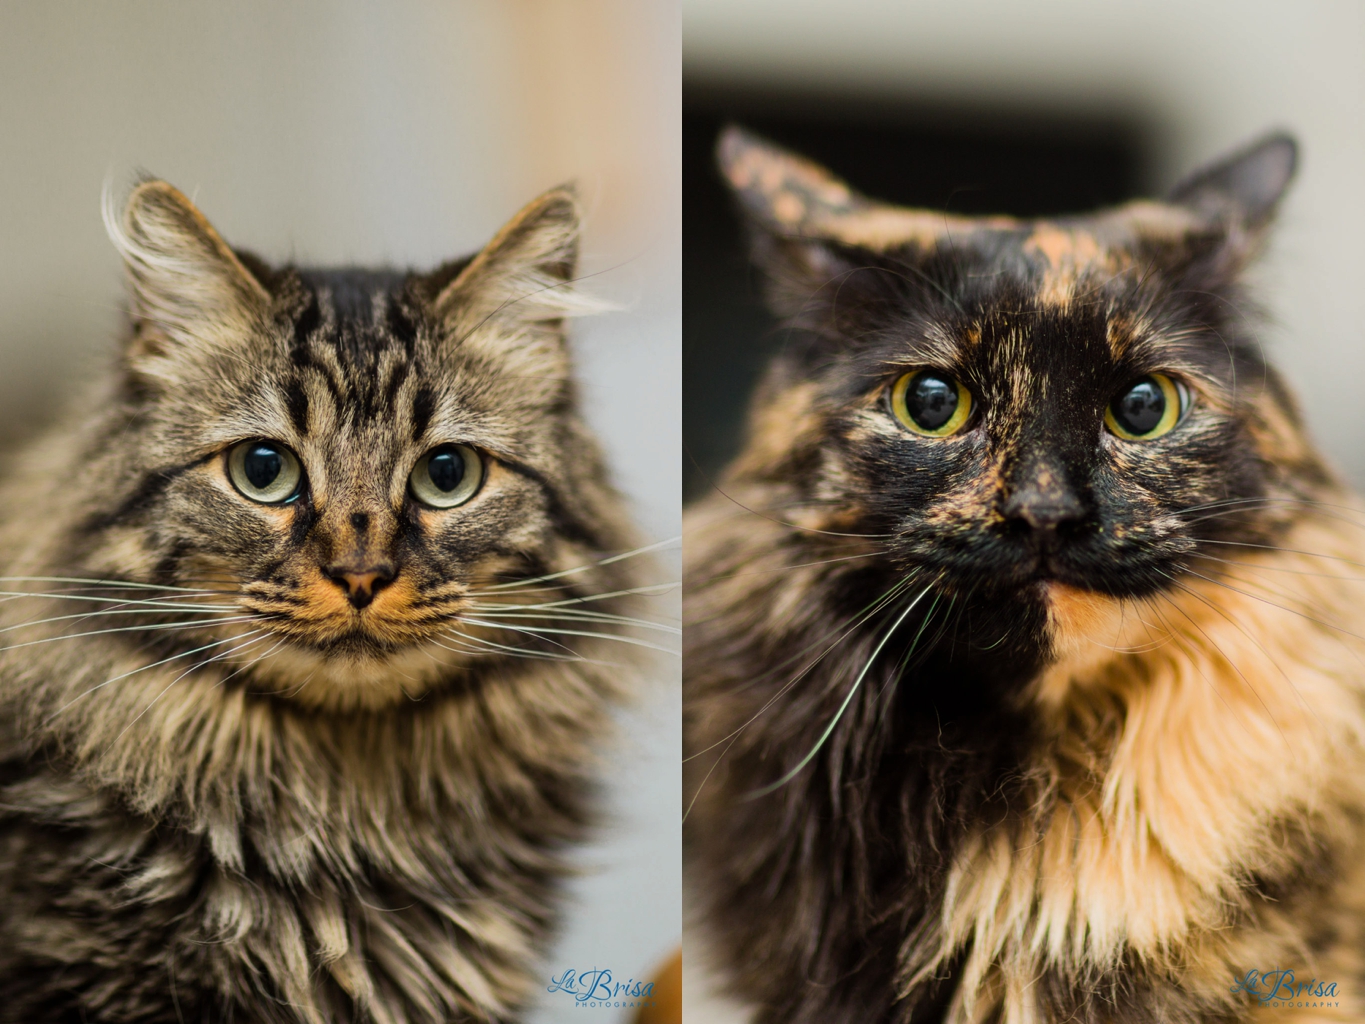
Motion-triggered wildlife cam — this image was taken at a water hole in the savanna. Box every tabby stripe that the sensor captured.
[284,379,310,434]
[77,455,216,534]
[497,458,601,549]
[290,293,322,357]
[411,386,435,441]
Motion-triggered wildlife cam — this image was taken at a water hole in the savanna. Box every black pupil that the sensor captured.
[907,373,959,430]
[427,449,465,493]
[1113,378,1166,435]
[243,445,283,489]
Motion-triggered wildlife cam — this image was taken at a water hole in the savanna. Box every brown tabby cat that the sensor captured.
[685,128,1365,1023]
[0,179,646,1022]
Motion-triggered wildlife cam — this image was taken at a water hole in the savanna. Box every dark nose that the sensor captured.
[325,563,396,609]
[1000,455,1091,541]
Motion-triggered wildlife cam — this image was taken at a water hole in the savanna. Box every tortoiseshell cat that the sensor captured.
[0,180,646,1022]
[685,128,1365,1023]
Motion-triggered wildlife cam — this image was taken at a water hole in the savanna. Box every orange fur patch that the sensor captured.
[920,513,1365,1022]
[1022,226,1107,308]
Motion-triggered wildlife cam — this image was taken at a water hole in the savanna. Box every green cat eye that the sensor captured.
[410,444,484,509]
[1104,373,1188,441]
[227,440,303,504]
[891,370,973,437]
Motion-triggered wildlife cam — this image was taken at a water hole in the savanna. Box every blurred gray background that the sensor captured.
[683,1,1363,1019]
[0,3,679,1021]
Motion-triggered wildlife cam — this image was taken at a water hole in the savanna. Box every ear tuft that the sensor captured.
[433,185,610,334]
[104,178,269,352]
[1167,132,1298,229]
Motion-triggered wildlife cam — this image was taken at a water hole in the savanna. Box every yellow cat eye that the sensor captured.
[1104,373,1188,441]
[891,370,973,437]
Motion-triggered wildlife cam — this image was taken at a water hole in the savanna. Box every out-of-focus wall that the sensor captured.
[684,0,1365,486]
[0,3,679,1021]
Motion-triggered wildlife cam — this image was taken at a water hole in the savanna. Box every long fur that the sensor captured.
[0,180,643,1022]
[685,129,1365,1023]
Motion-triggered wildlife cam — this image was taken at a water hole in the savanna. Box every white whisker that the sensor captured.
[1,616,262,653]
[745,579,936,798]
[0,590,238,611]
[47,630,269,720]
[117,632,271,738]
[481,537,679,591]
[456,618,677,655]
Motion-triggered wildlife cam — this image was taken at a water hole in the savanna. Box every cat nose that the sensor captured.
[1002,487,1088,531]
[325,563,396,610]
[1001,455,1091,537]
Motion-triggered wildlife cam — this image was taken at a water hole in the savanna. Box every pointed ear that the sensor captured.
[105,179,270,376]
[716,127,921,324]
[1167,132,1297,229]
[716,125,1005,252]
[431,186,606,355]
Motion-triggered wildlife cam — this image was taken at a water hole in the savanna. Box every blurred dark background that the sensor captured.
[683,83,1150,500]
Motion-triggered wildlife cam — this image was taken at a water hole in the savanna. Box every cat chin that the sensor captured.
[228,637,479,712]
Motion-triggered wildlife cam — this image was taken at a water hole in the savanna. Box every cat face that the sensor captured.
[719,128,1326,608]
[62,180,632,707]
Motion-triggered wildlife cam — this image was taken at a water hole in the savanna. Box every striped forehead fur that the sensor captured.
[0,179,645,1023]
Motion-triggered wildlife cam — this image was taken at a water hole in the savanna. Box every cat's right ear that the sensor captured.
[104,179,270,379]
[1166,133,1297,230]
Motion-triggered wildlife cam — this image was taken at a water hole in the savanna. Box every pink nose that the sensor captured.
[325,564,395,609]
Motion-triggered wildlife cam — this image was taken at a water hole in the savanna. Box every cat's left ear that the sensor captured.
[1167,132,1297,231]
[429,186,605,369]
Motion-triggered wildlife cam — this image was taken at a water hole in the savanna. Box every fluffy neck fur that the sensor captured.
[685,486,1365,1024]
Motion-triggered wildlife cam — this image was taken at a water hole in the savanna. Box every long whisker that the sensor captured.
[440,628,582,662]
[690,549,890,585]
[47,630,269,721]
[1176,565,1365,643]
[683,574,917,765]
[699,482,896,540]
[1188,551,1365,582]
[745,579,937,798]
[215,636,289,689]
[683,577,922,824]
[482,538,679,591]
[1158,573,1320,742]
[0,591,239,611]
[455,618,676,655]
[1175,495,1365,520]
[463,607,680,634]
[1189,538,1365,571]
[0,576,232,594]
[116,632,271,738]
[1,616,262,653]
